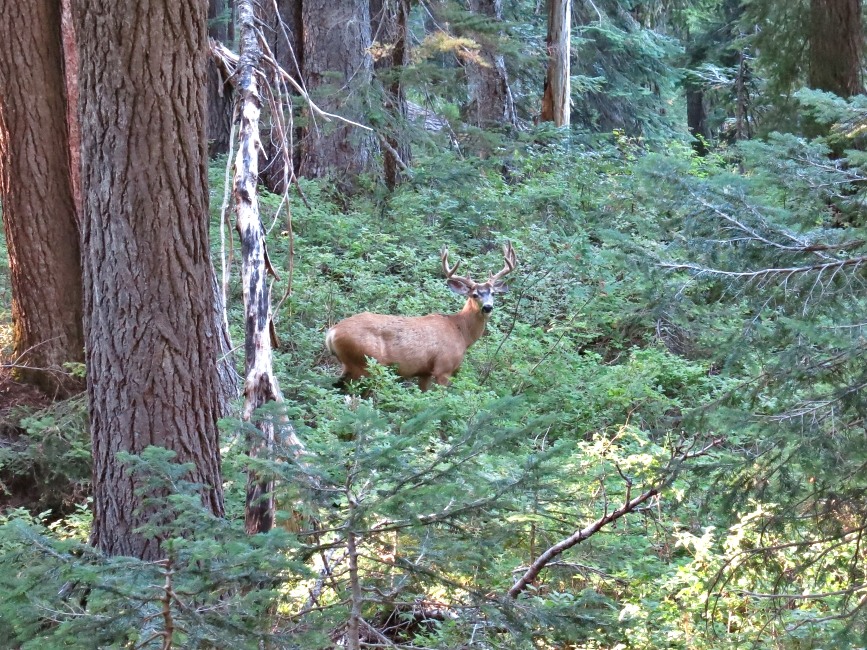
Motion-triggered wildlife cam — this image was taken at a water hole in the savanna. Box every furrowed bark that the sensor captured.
[61,0,81,221]
[466,0,517,129]
[809,0,863,97]
[371,0,411,188]
[76,0,226,559]
[0,1,84,398]
[300,0,377,185]
[207,0,234,156]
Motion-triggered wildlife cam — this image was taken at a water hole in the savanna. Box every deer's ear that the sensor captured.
[492,281,509,294]
[447,278,471,295]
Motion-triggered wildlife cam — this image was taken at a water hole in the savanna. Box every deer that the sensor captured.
[325,243,518,391]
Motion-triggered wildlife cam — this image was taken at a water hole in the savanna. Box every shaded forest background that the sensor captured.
[1,0,867,648]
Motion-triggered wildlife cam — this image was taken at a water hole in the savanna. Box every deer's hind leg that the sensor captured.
[333,358,368,391]
[429,373,452,388]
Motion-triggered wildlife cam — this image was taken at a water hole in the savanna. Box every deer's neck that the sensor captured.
[449,299,490,347]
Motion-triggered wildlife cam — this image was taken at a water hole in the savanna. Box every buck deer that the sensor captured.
[325,243,518,391]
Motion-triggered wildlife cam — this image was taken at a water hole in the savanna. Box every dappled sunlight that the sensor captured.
[0,319,13,360]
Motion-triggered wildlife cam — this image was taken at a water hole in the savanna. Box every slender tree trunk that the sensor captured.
[686,88,709,155]
[684,23,711,155]
[207,0,234,157]
[465,0,517,129]
[235,0,279,535]
[735,48,750,141]
[809,0,863,97]
[0,2,84,398]
[345,514,363,650]
[371,0,411,189]
[234,0,305,534]
[301,0,377,185]
[76,0,225,560]
[540,0,571,127]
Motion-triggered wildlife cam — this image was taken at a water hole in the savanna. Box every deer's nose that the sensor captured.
[482,304,493,313]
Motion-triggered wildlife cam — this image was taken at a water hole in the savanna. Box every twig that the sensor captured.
[219,116,237,337]
[210,38,372,132]
[506,438,721,599]
[660,255,867,281]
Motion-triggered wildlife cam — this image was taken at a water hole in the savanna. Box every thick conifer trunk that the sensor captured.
[466,0,517,129]
[260,0,303,193]
[540,0,571,127]
[61,0,82,219]
[371,0,411,188]
[809,0,863,97]
[0,2,84,398]
[207,0,234,157]
[300,0,376,183]
[76,0,225,559]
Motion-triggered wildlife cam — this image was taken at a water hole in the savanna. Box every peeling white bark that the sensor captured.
[234,0,303,535]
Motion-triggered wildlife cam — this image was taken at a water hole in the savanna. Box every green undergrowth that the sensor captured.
[3,129,864,647]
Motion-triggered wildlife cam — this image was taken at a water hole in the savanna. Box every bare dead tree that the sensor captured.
[224,0,373,534]
[540,0,571,126]
[233,0,301,534]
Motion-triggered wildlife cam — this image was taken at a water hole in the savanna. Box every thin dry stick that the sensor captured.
[160,562,175,650]
[210,38,372,132]
[507,486,659,598]
[274,206,295,316]
[661,255,867,281]
[219,116,238,335]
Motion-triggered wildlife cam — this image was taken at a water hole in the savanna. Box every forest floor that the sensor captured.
[0,366,51,414]
[0,366,54,510]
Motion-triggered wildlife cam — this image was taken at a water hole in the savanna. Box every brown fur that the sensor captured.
[326,298,490,391]
[326,243,516,391]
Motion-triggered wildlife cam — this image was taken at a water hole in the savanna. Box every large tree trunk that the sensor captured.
[300,0,377,184]
[540,0,571,127]
[465,0,517,129]
[371,0,411,189]
[0,2,84,398]
[809,0,863,97]
[207,0,234,157]
[76,0,226,560]
[260,0,303,194]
